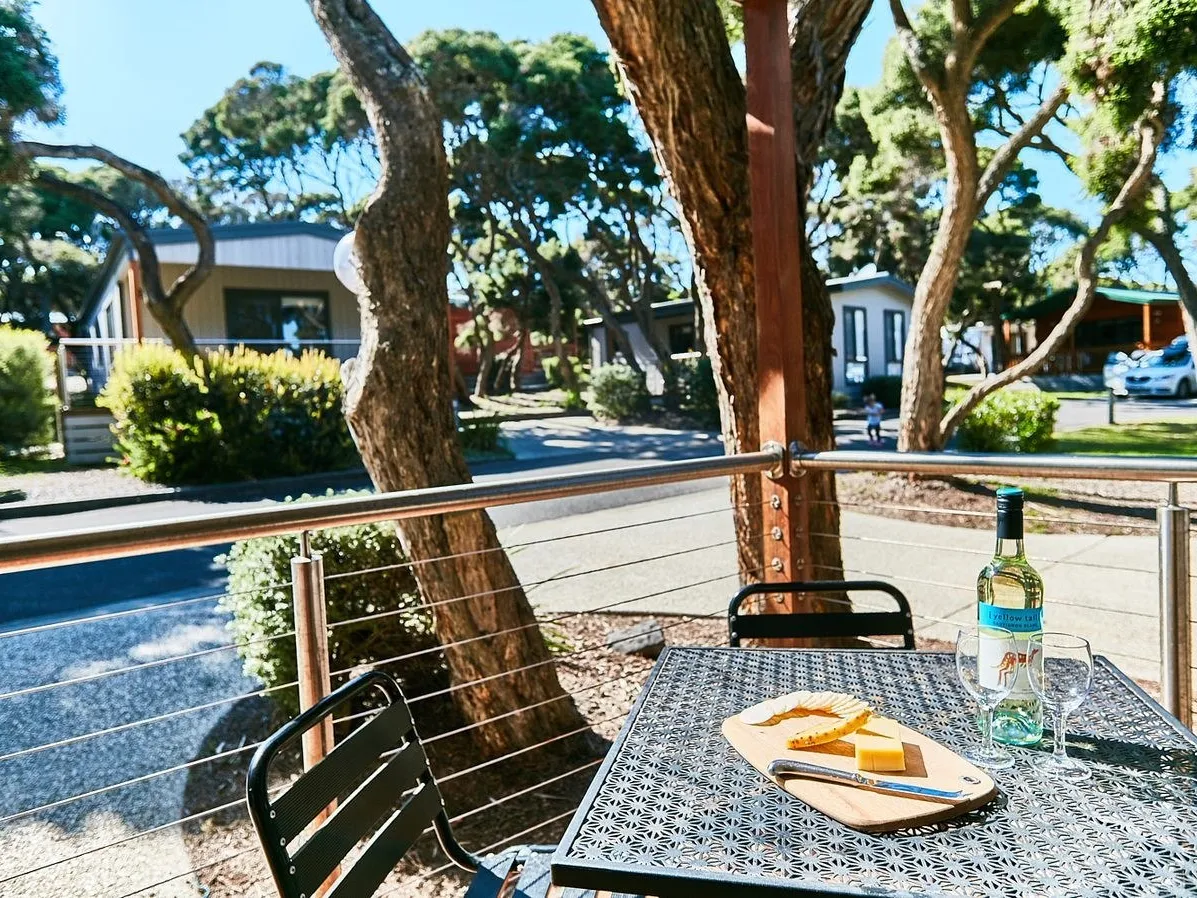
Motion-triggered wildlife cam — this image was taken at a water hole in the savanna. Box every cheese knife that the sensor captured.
[767,758,968,804]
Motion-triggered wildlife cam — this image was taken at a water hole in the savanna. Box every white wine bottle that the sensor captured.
[977,486,1044,746]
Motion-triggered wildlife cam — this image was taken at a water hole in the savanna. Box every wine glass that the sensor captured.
[1027,632,1094,780]
[956,626,1019,770]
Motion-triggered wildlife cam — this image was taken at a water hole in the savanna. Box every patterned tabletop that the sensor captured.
[551,648,1197,898]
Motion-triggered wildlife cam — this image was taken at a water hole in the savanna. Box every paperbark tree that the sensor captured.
[940,101,1165,440]
[887,0,1071,451]
[307,0,585,755]
[1134,182,1197,350]
[591,0,868,581]
[8,142,214,357]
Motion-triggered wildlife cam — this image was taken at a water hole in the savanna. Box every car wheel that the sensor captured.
[1177,379,1194,399]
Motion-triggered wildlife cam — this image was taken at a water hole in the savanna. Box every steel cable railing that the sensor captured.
[1,445,1185,898]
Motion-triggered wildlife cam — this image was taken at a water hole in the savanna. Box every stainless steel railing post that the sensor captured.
[1157,484,1193,726]
[292,531,335,770]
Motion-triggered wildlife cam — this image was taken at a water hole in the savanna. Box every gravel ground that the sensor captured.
[3,466,171,507]
[0,599,257,898]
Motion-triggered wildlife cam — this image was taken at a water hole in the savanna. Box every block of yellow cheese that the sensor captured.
[854,734,906,772]
[859,715,902,740]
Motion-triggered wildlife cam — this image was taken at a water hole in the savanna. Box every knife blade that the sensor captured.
[767,758,967,803]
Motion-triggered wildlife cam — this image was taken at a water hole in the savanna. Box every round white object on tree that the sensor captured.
[333,230,366,295]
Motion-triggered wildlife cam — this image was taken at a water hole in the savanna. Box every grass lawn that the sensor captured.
[1042,390,1107,401]
[1052,420,1197,455]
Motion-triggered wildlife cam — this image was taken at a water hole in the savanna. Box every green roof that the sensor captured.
[1005,285,1181,321]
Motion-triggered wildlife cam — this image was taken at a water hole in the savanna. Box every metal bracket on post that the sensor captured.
[762,441,786,481]
[292,532,334,770]
[1157,484,1193,727]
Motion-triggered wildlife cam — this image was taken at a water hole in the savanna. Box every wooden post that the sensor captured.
[291,531,334,770]
[743,0,813,594]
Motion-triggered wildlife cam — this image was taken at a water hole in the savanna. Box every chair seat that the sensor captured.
[465,845,646,898]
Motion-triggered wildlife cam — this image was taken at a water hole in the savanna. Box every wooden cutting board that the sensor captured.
[722,711,997,832]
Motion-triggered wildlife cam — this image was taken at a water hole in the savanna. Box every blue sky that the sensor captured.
[23,0,1190,283]
[27,0,895,178]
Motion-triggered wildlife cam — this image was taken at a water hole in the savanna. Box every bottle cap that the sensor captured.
[996,486,1024,509]
[995,486,1024,539]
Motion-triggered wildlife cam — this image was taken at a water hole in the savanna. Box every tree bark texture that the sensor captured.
[592,0,868,583]
[10,141,215,357]
[939,107,1165,443]
[308,0,585,756]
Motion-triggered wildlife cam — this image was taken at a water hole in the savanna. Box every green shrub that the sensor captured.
[675,356,720,428]
[955,389,1059,453]
[831,391,851,410]
[561,387,586,411]
[861,375,902,408]
[219,517,443,718]
[589,363,650,421]
[458,415,503,453]
[98,344,358,484]
[0,326,55,451]
[541,355,582,388]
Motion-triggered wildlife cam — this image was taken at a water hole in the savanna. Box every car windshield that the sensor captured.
[1142,353,1189,368]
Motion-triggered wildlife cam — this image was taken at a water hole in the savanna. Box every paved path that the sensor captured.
[512,490,1161,684]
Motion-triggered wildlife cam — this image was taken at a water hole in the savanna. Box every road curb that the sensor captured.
[1,468,372,520]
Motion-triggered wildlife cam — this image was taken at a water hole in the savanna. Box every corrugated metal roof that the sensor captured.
[146,221,346,245]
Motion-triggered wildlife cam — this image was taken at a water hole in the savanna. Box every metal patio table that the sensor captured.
[550,647,1197,897]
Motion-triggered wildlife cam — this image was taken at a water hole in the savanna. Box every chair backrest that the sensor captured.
[246,671,475,898]
[728,580,915,649]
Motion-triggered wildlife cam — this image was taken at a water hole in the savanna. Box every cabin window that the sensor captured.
[225,289,331,351]
[883,310,906,376]
[843,306,868,384]
[668,322,696,356]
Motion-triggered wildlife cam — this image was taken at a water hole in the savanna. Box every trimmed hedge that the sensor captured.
[0,326,55,451]
[98,344,358,485]
[589,363,649,421]
[219,516,443,718]
[955,389,1059,453]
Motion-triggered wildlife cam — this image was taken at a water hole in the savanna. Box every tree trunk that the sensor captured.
[939,107,1165,444]
[473,340,495,399]
[309,0,585,756]
[1139,227,1197,339]
[593,0,864,583]
[897,87,980,452]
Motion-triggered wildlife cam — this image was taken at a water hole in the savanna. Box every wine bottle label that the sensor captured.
[978,604,1042,634]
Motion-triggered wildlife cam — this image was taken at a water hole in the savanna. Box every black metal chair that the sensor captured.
[727,579,915,649]
[246,670,635,898]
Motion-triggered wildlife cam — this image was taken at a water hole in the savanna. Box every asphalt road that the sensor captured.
[0,452,732,629]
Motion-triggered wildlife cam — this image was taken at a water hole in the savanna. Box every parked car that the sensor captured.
[1103,351,1133,394]
[1123,349,1197,397]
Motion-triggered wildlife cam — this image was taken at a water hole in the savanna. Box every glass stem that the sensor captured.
[983,704,997,755]
[1053,709,1068,760]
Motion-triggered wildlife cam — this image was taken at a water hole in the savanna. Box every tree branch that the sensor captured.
[941,103,1165,443]
[888,0,936,92]
[965,0,1021,66]
[11,140,215,348]
[975,82,1069,207]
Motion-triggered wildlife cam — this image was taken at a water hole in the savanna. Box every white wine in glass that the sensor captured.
[956,626,1018,771]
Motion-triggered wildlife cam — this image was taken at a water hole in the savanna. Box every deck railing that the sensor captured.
[1,445,1194,896]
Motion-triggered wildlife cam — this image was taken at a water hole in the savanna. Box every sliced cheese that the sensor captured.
[855,734,906,772]
[859,715,902,740]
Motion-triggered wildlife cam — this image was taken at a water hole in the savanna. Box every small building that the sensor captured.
[1003,285,1183,374]
[581,271,915,396]
[78,220,528,389]
[80,221,362,385]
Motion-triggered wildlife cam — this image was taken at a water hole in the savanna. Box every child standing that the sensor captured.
[863,393,884,446]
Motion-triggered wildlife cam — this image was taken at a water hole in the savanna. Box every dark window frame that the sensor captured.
[843,305,869,384]
[883,309,906,364]
[224,288,332,349]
